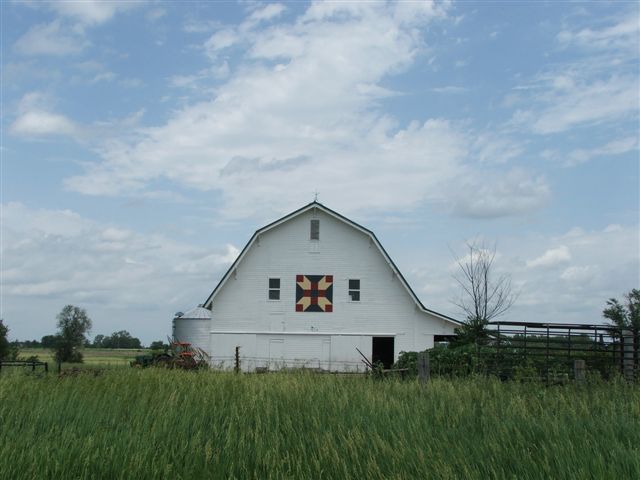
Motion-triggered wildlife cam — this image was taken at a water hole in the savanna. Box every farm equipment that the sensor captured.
[130,340,209,370]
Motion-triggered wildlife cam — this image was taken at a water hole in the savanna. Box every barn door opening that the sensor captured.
[372,337,394,369]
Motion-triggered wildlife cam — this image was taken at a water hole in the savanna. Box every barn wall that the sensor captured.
[207,208,456,370]
[210,332,375,372]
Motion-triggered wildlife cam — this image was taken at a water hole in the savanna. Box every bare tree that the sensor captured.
[452,241,517,343]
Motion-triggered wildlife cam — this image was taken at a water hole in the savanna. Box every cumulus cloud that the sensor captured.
[63,1,546,220]
[409,223,639,325]
[10,91,78,137]
[1,202,238,338]
[526,246,571,268]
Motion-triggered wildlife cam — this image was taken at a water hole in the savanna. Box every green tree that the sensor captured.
[100,331,142,349]
[0,319,10,360]
[603,289,640,330]
[149,340,168,351]
[0,320,19,361]
[53,305,93,363]
[40,335,58,349]
[92,334,105,348]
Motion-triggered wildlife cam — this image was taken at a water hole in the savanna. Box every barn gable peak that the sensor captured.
[202,201,459,326]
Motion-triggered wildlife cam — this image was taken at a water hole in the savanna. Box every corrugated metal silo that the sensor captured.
[172,305,211,356]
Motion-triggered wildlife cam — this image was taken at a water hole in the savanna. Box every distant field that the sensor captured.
[17,347,149,367]
[0,370,638,479]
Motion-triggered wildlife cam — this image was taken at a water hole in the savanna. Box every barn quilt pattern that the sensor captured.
[296,275,333,312]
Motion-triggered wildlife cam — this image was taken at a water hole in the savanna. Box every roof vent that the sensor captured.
[174,311,184,318]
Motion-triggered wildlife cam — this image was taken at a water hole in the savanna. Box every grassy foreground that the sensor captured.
[0,370,638,479]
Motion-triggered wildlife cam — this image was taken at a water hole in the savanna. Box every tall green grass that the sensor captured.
[1,370,638,479]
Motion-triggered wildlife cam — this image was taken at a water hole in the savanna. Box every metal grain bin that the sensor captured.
[172,306,211,356]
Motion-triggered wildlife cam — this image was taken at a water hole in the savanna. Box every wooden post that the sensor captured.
[234,346,240,373]
[418,351,430,385]
[573,359,585,382]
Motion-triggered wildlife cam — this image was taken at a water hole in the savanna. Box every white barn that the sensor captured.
[173,202,459,371]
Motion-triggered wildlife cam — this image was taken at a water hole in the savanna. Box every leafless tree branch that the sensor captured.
[451,240,517,324]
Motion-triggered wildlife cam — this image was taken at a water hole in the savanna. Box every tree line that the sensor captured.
[0,305,168,363]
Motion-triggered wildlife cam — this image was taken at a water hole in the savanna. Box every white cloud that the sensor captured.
[526,245,571,268]
[509,14,639,136]
[10,91,78,137]
[514,225,638,315]
[10,111,77,137]
[409,223,639,324]
[1,202,238,338]
[13,1,144,57]
[48,0,143,26]
[565,136,638,166]
[204,28,239,58]
[64,2,546,220]
[557,13,639,52]
[452,169,550,218]
[14,20,87,56]
[560,265,598,282]
[472,134,524,164]
[244,3,287,28]
[9,91,150,142]
[529,74,638,134]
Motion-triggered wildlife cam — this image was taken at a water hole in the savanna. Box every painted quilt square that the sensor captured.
[295,275,333,312]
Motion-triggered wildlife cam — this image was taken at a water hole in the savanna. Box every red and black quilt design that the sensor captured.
[295,275,333,312]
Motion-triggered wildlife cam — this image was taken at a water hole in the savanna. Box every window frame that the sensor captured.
[268,278,281,301]
[348,279,360,302]
[310,219,320,240]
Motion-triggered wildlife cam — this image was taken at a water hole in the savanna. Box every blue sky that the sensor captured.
[1,1,638,343]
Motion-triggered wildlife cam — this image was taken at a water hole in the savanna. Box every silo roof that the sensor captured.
[176,306,211,319]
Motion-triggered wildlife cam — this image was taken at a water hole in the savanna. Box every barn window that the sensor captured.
[268,278,280,300]
[310,219,320,240]
[348,279,360,301]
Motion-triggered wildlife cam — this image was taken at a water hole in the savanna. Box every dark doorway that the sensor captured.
[371,337,394,369]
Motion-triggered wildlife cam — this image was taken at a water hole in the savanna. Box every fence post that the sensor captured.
[418,351,429,385]
[234,346,240,373]
[622,330,634,381]
[573,359,585,382]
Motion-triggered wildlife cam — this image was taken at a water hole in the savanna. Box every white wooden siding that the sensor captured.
[206,208,455,371]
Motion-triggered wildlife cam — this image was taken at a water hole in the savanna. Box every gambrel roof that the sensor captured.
[203,201,460,326]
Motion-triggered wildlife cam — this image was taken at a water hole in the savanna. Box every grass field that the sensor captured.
[0,370,638,479]
[16,347,150,367]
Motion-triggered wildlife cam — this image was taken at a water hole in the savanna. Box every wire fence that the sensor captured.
[0,360,49,373]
